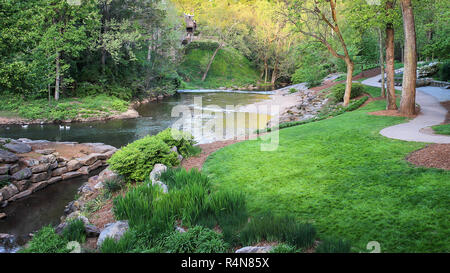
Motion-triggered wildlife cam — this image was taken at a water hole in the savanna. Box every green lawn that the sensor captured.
[203,91,449,253]
[432,124,450,135]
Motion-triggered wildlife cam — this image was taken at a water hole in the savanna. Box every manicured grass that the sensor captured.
[203,91,450,253]
[432,124,450,135]
[178,46,260,89]
[0,94,129,121]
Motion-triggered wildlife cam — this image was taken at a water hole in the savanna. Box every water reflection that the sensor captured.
[0,92,271,147]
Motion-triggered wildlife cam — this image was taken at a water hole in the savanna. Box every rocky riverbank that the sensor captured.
[0,138,116,211]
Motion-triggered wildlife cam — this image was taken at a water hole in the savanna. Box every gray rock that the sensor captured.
[67,160,82,172]
[78,153,103,166]
[52,166,68,177]
[11,168,32,181]
[1,184,18,200]
[235,246,273,253]
[78,166,89,175]
[3,142,31,154]
[31,163,50,174]
[23,158,40,167]
[61,171,83,180]
[151,180,168,193]
[87,160,103,172]
[0,175,11,183]
[39,154,56,164]
[98,167,118,182]
[0,150,19,163]
[97,221,129,247]
[8,189,32,201]
[12,180,30,192]
[30,172,49,183]
[78,184,93,194]
[85,224,101,237]
[0,164,10,175]
[149,164,167,181]
[48,176,62,185]
[9,164,21,174]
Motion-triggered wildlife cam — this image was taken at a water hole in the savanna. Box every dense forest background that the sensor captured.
[0,0,448,102]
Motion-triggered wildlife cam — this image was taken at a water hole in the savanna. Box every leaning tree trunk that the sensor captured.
[385,21,397,110]
[202,44,222,82]
[55,51,61,101]
[342,58,354,107]
[378,28,386,98]
[399,0,417,115]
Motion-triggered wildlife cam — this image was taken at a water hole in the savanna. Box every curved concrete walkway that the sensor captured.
[361,74,450,144]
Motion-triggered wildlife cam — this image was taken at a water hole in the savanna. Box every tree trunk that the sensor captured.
[378,28,386,98]
[264,59,268,84]
[343,58,354,107]
[202,44,222,82]
[385,20,397,110]
[271,63,278,85]
[399,0,417,115]
[55,51,61,101]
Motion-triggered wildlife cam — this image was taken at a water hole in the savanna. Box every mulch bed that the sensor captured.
[181,139,242,171]
[407,144,450,170]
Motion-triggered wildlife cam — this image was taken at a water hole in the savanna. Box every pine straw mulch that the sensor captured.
[407,144,450,170]
[181,139,244,171]
[368,104,421,119]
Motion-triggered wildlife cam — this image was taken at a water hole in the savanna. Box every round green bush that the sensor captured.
[108,135,179,181]
[156,128,195,157]
[330,83,365,102]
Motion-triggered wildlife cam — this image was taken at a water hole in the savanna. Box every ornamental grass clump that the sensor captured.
[239,212,316,249]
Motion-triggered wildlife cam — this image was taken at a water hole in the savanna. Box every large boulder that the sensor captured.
[98,167,118,182]
[3,142,31,154]
[0,150,19,163]
[97,221,129,248]
[149,164,167,182]
[67,160,82,172]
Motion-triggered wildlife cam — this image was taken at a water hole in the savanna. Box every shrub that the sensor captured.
[270,244,298,253]
[239,212,316,249]
[291,65,326,88]
[62,219,86,243]
[439,61,450,82]
[156,128,196,157]
[330,83,365,102]
[20,226,70,253]
[186,40,221,52]
[108,135,179,181]
[103,176,125,196]
[315,238,352,253]
[163,226,229,253]
[289,88,297,94]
